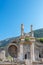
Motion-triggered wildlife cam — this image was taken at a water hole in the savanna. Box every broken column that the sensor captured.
[21,24,24,36]
[30,25,34,37]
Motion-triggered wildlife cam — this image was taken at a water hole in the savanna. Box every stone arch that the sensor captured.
[8,44,18,58]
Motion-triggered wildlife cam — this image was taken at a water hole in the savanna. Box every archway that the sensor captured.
[8,45,17,58]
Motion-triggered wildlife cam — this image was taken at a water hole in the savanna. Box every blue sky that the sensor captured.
[0,0,43,40]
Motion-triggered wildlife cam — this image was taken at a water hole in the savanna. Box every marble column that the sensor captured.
[31,43,35,62]
[19,43,23,60]
[21,24,24,36]
[30,25,34,37]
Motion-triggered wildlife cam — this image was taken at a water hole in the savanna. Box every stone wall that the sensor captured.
[23,44,30,59]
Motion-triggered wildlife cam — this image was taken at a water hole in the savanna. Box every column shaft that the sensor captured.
[31,43,35,62]
[18,44,23,60]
